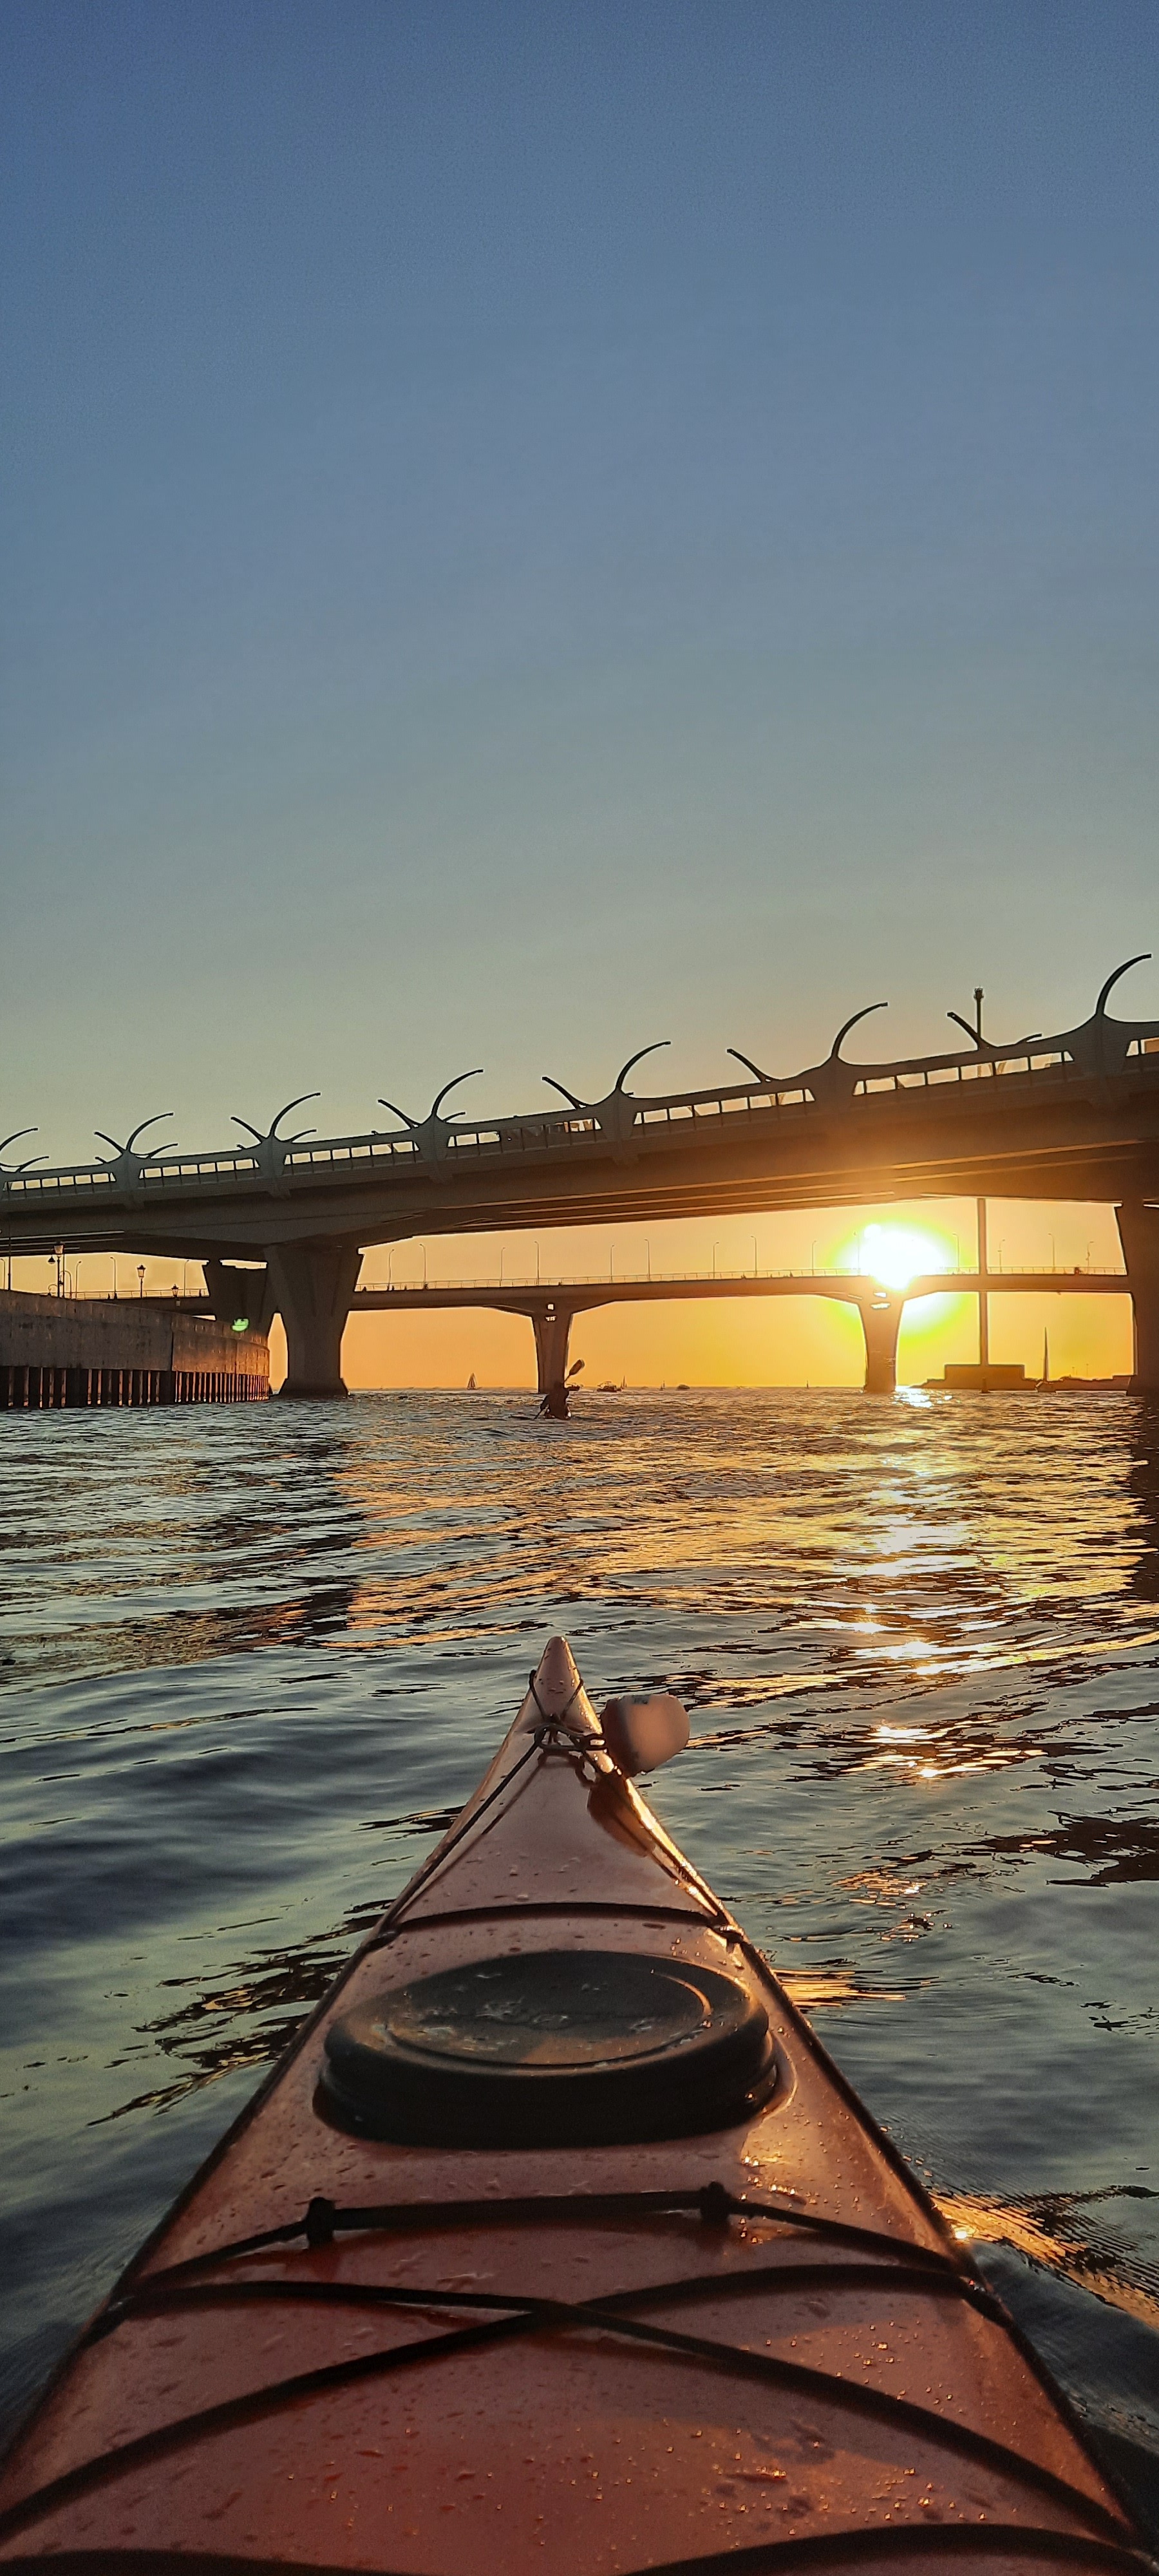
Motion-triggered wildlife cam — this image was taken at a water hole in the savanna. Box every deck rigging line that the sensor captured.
[97,2253,1010,2338]
[115,2181,973,2280]
[0,2206,1140,2554]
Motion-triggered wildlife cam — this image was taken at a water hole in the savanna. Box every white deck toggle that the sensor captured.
[599,1691,690,1776]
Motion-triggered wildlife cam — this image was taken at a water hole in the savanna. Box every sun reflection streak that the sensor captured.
[932,2193,1159,2336]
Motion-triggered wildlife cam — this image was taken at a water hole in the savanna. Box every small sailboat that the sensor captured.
[1037,1332,1051,1393]
[466,1372,477,1390]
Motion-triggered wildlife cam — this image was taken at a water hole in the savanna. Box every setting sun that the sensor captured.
[849,1224,954,1293]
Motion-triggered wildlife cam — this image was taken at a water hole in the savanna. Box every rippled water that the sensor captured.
[2,1390,1158,2526]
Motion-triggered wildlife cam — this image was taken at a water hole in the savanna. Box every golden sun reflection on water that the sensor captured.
[933,2192,1159,2336]
[780,1969,910,2011]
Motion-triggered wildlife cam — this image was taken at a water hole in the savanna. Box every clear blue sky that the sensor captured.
[4,0,1156,1163]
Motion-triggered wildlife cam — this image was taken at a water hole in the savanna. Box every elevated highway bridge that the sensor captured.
[4,961,1158,1395]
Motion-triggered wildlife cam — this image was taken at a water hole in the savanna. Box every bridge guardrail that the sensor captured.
[3,1009,1157,1204]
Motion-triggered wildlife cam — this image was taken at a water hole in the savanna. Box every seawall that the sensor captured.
[1,1291,269,1408]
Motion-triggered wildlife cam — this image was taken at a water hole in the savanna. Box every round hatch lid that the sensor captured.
[320,1948,772,2146]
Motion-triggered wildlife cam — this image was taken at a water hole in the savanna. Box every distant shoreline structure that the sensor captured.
[921,1361,1131,1394]
[343,1375,1138,1396]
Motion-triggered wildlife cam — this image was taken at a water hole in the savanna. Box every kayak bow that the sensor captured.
[0,1637,1149,2575]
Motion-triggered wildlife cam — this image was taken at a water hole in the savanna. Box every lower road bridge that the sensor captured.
[171,1261,1137,1410]
[348,1266,1135,1409]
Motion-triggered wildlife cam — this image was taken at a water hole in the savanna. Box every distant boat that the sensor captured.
[466,1372,477,1390]
[1037,1332,1050,1392]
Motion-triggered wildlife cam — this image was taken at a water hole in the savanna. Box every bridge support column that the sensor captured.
[858,1292,905,1395]
[266,1244,363,1398]
[202,1260,276,1336]
[1117,1202,1159,1392]
[532,1302,575,1418]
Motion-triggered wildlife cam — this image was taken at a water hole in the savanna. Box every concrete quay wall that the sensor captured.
[1,1291,269,1408]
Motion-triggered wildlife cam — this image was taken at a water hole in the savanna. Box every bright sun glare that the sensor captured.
[858,1226,952,1292]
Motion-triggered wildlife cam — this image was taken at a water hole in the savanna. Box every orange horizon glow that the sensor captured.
[325,1198,1133,1388]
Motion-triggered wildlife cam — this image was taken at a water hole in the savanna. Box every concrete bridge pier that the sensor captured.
[203,1259,276,1336]
[1117,1201,1159,1392]
[265,1244,363,1398]
[858,1290,905,1395]
[532,1301,575,1418]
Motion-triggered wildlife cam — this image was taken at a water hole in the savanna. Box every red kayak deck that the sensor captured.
[0,1639,1148,2574]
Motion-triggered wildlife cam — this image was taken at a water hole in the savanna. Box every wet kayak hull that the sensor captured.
[0,1640,1147,2574]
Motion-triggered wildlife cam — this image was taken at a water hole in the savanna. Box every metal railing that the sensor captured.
[355,1265,1129,1294]
[5,1030,1157,1204]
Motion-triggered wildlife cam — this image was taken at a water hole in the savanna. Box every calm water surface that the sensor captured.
[2,1390,1158,2520]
